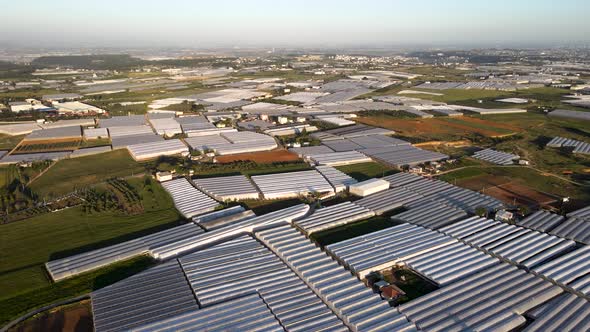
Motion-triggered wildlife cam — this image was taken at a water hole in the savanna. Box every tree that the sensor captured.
[475,206,488,218]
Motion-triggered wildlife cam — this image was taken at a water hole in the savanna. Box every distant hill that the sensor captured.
[0,61,34,78]
[31,54,146,70]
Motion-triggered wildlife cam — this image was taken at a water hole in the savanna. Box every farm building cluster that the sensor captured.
[0,71,551,167]
[4,53,590,332]
[43,166,590,332]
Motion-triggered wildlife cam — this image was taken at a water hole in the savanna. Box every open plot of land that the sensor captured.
[192,160,311,178]
[215,149,300,164]
[0,177,179,302]
[311,214,399,247]
[0,256,154,328]
[409,88,507,104]
[9,300,93,332]
[457,174,559,209]
[240,198,303,215]
[356,114,521,141]
[0,166,19,188]
[439,165,590,207]
[0,135,26,150]
[29,149,145,197]
[335,162,397,181]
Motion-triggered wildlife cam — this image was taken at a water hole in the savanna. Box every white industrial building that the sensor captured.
[127,139,189,161]
[349,178,390,197]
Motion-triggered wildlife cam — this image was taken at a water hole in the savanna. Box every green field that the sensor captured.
[0,256,154,327]
[29,149,146,197]
[0,177,180,301]
[411,88,507,104]
[79,138,112,148]
[0,134,25,150]
[335,162,397,181]
[0,166,19,188]
[477,113,590,176]
[310,214,401,247]
[241,198,303,215]
[191,161,312,178]
[439,165,590,204]
[401,86,587,112]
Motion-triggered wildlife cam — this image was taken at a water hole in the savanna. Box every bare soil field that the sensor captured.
[356,116,521,138]
[215,150,301,164]
[9,300,92,332]
[457,174,559,208]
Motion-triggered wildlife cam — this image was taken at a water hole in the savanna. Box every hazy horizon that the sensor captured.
[1,0,589,49]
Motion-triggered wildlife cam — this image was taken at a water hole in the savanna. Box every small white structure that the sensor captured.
[156,171,173,182]
[349,178,390,197]
[84,127,109,140]
[277,116,289,124]
[53,101,106,114]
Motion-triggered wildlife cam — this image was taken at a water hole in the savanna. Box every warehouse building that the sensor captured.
[149,117,183,136]
[312,124,395,141]
[294,201,375,235]
[399,264,562,331]
[127,139,189,161]
[547,136,590,155]
[193,175,260,201]
[184,131,277,155]
[308,151,373,167]
[349,178,390,197]
[152,204,310,260]
[353,187,423,215]
[160,178,219,218]
[255,224,416,331]
[531,246,590,297]
[361,145,449,168]
[439,216,575,268]
[100,115,146,127]
[315,165,357,193]
[290,145,334,158]
[251,170,335,199]
[473,148,520,165]
[391,199,469,229]
[517,210,566,232]
[45,222,206,281]
[325,223,456,279]
[25,125,82,141]
[53,101,106,115]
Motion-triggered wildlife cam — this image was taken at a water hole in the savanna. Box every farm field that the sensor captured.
[215,150,301,164]
[457,174,559,209]
[355,114,521,141]
[0,134,26,151]
[0,256,154,328]
[359,111,590,182]
[311,214,401,247]
[439,166,590,210]
[240,198,303,215]
[0,177,180,302]
[79,138,111,148]
[13,139,81,154]
[335,162,397,181]
[404,86,576,110]
[8,300,93,332]
[192,160,311,178]
[29,149,145,197]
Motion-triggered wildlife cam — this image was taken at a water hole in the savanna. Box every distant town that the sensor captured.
[1,46,590,332]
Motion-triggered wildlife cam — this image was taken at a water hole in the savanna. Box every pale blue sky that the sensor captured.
[1,0,589,48]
